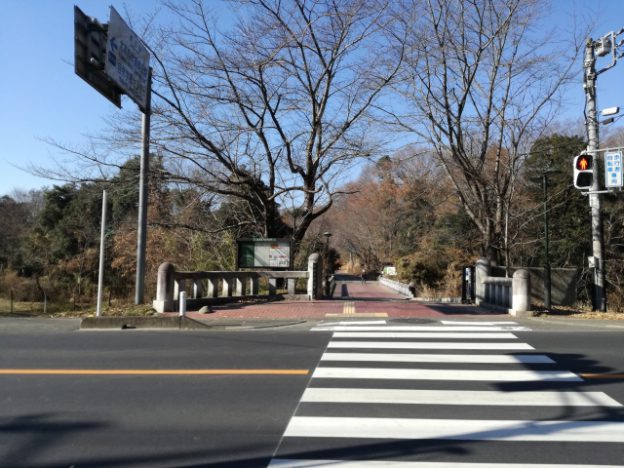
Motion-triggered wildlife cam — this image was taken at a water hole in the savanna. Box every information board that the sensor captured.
[105,7,150,111]
[605,150,623,188]
[237,239,292,269]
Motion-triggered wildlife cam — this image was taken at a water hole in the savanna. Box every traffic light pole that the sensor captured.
[584,39,607,312]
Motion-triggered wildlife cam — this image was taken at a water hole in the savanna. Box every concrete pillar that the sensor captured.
[153,262,175,313]
[179,291,187,316]
[512,269,531,316]
[307,253,322,300]
[475,258,489,306]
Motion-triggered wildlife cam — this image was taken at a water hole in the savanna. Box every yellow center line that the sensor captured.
[580,373,624,379]
[0,369,309,376]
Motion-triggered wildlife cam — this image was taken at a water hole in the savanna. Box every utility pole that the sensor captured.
[583,38,607,311]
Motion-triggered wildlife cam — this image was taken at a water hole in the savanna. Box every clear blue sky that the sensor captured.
[1,0,623,197]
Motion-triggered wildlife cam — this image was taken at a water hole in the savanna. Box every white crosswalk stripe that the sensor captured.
[313,325,531,332]
[270,319,624,467]
[331,332,519,339]
[327,341,534,350]
[311,367,582,381]
[301,387,622,407]
[283,416,624,442]
[320,352,555,364]
[270,461,622,468]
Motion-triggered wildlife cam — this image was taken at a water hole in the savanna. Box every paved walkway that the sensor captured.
[178,274,503,321]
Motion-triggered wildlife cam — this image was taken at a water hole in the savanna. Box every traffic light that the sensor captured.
[573,154,594,189]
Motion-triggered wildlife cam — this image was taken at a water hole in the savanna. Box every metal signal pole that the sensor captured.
[583,38,607,311]
[135,68,152,305]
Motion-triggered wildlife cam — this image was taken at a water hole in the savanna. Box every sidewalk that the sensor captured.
[175,277,501,321]
[178,300,501,321]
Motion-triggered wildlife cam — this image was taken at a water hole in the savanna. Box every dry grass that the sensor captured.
[533,304,624,320]
[0,298,155,318]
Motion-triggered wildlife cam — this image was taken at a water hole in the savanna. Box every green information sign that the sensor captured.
[236,238,292,269]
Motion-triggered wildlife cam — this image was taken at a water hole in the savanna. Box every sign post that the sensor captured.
[74,6,151,305]
[104,7,152,304]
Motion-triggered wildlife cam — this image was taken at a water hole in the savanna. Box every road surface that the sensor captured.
[1,317,623,467]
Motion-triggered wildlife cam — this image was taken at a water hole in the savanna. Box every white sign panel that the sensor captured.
[268,243,290,268]
[253,242,290,268]
[605,151,623,188]
[105,7,150,111]
[383,266,397,276]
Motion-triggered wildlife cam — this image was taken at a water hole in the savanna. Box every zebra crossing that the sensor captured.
[269,319,624,467]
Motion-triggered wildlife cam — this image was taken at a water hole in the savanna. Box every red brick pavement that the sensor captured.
[176,280,504,321]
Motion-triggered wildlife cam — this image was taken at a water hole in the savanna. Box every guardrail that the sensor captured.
[153,253,323,313]
[378,277,414,298]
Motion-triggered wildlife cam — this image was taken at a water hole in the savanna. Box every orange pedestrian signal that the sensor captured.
[576,155,592,171]
[573,154,593,190]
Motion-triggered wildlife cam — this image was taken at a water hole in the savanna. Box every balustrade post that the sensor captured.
[153,262,175,313]
[287,278,296,295]
[222,278,233,297]
[236,276,247,297]
[193,279,204,299]
[249,277,259,296]
[512,269,531,316]
[268,277,277,295]
[475,258,489,306]
[207,278,218,298]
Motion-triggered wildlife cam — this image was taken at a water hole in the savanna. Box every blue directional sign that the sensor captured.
[105,7,150,112]
[604,151,623,188]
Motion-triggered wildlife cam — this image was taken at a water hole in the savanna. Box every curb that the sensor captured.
[80,316,308,330]
[80,316,210,330]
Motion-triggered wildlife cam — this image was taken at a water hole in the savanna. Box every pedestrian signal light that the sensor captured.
[573,154,593,189]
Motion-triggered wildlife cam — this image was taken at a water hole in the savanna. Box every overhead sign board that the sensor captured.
[237,239,292,269]
[74,6,122,108]
[105,7,150,112]
[605,150,623,188]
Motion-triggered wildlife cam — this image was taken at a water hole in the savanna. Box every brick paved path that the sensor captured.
[179,273,501,321]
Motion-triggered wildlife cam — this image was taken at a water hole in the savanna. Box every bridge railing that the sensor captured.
[379,277,414,298]
[482,277,512,309]
[475,258,530,316]
[153,253,323,313]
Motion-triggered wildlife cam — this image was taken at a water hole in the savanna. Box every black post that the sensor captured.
[543,171,552,310]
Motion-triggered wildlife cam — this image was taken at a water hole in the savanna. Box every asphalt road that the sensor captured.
[1,319,623,467]
[0,328,327,467]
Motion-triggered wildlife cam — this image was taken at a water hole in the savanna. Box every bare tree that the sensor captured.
[145,0,403,252]
[387,0,583,263]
